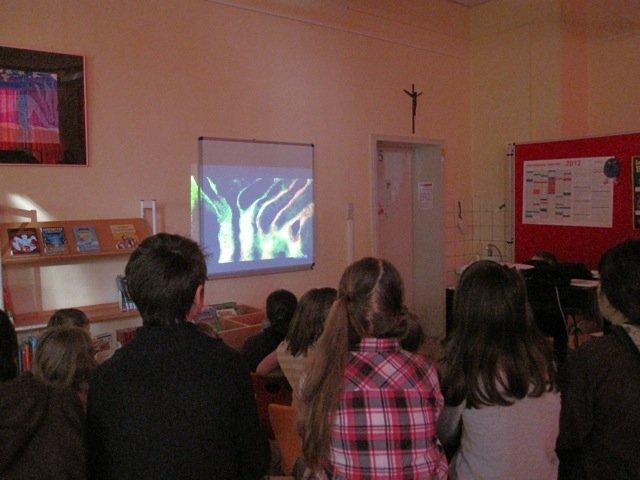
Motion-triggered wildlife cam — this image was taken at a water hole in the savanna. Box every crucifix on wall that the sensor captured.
[403,84,423,134]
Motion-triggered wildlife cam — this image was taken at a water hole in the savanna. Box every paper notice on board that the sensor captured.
[523,156,613,227]
[418,181,433,211]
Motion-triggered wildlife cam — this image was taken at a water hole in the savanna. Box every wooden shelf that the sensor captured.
[1,217,151,331]
[14,302,140,332]
[1,218,150,265]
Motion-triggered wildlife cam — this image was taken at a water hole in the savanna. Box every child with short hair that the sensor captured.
[241,289,297,371]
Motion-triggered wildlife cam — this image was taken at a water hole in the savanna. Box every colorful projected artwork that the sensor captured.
[192,171,314,273]
[196,138,315,277]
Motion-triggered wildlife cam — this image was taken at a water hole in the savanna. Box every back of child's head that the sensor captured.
[32,326,97,393]
[125,233,207,326]
[300,257,422,468]
[266,289,297,337]
[48,308,89,330]
[0,309,18,383]
[441,260,555,407]
[599,239,640,325]
[335,257,415,343]
[286,287,337,356]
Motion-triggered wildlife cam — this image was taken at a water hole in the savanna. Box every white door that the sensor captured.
[375,142,444,337]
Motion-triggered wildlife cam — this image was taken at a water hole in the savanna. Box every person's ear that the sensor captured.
[187,284,205,322]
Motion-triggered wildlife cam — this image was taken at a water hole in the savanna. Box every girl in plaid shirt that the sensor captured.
[299,257,448,479]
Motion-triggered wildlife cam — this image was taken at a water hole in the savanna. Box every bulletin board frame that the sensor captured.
[514,133,640,268]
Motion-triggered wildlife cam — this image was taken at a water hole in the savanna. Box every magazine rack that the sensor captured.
[0,218,151,330]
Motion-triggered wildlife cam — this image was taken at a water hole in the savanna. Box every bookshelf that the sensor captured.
[0,218,151,330]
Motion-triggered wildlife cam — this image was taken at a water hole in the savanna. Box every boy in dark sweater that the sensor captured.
[87,234,269,480]
[557,239,640,479]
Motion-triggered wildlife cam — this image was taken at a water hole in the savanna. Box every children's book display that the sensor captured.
[110,224,139,250]
[8,228,40,255]
[0,218,152,330]
[41,226,68,254]
[73,226,100,252]
[2,219,150,263]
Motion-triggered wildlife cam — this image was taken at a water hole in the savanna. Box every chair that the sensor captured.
[522,265,569,364]
[268,404,303,476]
[250,373,293,438]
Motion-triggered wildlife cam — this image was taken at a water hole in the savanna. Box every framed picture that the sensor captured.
[0,46,87,166]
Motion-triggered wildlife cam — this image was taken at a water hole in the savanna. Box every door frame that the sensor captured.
[369,134,444,255]
[370,134,446,335]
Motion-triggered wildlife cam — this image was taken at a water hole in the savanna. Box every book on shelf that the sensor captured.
[7,228,40,256]
[16,336,38,374]
[93,332,114,353]
[193,305,222,331]
[41,226,69,255]
[115,275,136,311]
[213,301,238,317]
[110,223,139,250]
[3,284,15,324]
[116,327,137,346]
[73,226,100,252]
[93,332,115,363]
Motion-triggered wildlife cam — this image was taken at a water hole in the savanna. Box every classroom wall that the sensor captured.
[0,0,471,323]
[470,0,640,264]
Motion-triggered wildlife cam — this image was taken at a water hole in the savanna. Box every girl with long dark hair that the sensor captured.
[438,260,559,479]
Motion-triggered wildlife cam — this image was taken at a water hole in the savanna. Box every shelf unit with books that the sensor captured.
[1,218,149,265]
[0,218,151,331]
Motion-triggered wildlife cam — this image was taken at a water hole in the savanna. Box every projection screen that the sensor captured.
[192,137,314,277]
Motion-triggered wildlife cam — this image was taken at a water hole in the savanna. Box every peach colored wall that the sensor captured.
[469,0,640,266]
[0,0,471,317]
[588,31,640,135]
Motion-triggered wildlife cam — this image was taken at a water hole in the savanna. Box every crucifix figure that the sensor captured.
[403,84,423,134]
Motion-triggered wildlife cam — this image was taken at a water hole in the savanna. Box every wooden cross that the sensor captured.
[403,84,423,134]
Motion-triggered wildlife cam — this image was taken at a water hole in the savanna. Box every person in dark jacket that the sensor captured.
[0,326,96,479]
[557,239,640,479]
[0,309,18,382]
[87,233,270,480]
[241,289,297,372]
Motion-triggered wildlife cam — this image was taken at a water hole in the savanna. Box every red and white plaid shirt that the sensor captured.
[326,338,448,479]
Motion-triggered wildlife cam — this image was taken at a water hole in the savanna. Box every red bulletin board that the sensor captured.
[514,133,640,269]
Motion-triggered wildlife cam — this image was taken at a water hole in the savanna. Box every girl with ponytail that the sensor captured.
[299,257,448,479]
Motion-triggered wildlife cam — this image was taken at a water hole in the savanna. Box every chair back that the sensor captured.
[250,373,293,438]
[268,403,302,475]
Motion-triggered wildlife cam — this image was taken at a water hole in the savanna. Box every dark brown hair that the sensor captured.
[266,289,298,337]
[599,239,640,325]
[48,308,89,329]
[299,257,421,469]
[32,326,97,392]
[286,287,337,356]
[439,260,556,408]
[125,233,207,326]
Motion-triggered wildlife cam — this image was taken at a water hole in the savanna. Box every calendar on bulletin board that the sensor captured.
[514,132,640,268]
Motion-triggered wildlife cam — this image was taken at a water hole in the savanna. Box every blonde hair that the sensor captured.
[299,257,419,470]
[32,326,97,392]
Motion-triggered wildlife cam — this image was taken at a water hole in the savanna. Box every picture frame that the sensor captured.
[0,46,87,166]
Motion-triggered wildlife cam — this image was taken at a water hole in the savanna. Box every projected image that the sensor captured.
[191,166,314,276]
